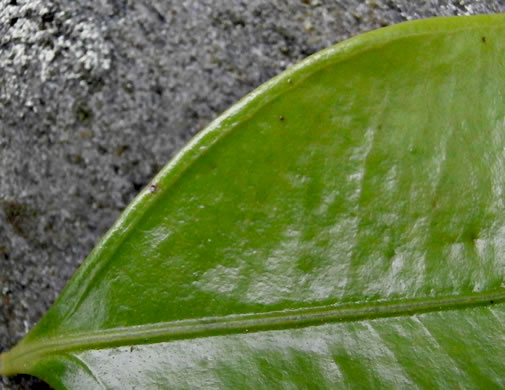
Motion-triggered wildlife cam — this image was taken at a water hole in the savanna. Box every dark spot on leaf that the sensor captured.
[385,247,396,259]
[465,227,479,245]
[490,300,495,304]
[297,254,317,273]
[279,115,285,121]
[148,184,158,194]
[482,36,486,43]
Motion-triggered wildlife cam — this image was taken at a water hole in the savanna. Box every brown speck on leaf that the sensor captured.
[148,184,158,193]
[279,115,284,121]
[482,36,486,43]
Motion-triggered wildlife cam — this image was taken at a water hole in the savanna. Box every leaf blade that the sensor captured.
[3,13,505,388]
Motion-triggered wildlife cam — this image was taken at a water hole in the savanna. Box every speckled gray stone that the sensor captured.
[1,1,504,389]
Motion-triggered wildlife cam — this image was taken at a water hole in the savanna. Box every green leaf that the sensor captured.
[3,14,505,389]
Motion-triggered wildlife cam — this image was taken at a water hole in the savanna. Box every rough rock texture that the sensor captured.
[0,1,504,388]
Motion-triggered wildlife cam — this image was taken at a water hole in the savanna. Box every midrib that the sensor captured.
[4,288,505,374]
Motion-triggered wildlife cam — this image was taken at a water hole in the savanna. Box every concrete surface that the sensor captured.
[0,1,503,388]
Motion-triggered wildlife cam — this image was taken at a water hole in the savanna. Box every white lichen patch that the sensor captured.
[0,0,111,102]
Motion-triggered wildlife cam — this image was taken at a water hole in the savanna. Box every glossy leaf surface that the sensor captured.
[3,14,505,389]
